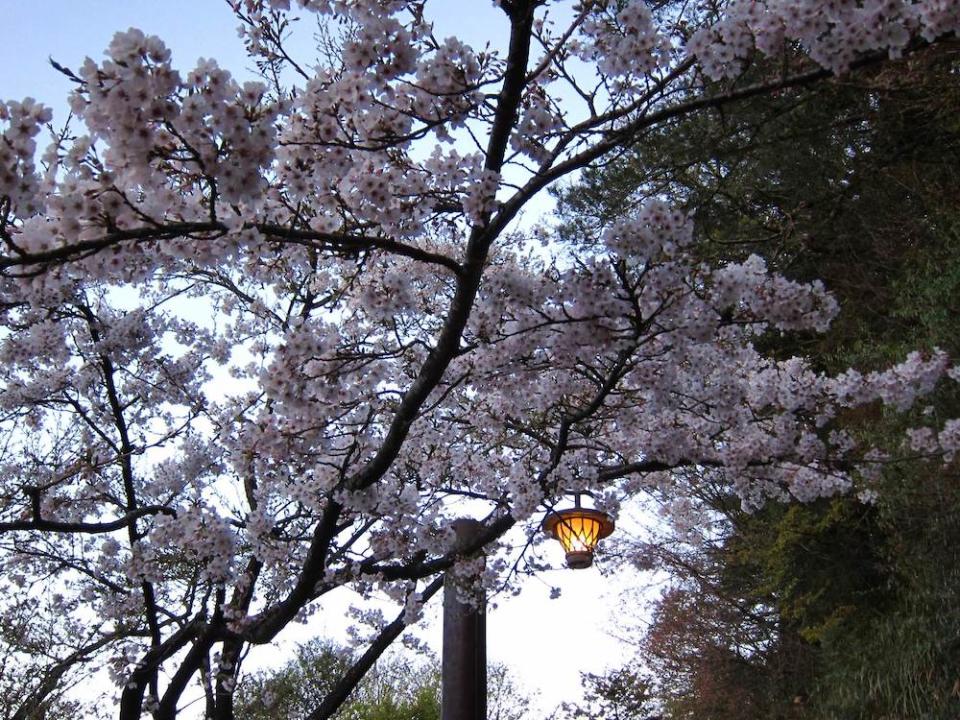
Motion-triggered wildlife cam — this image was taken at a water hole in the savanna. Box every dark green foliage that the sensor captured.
[810,467,960,719]
[562,667,658,720]
[557,40,960,720]
[234,639,440,720]
[235,639,352,719]
[235,639,531,720]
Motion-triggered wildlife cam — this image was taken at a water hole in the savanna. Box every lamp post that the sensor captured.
[442,518,486,720]
[440,500,615,720]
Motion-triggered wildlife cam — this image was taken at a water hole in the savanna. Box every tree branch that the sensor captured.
[0,500,176,534]
[0,221,462,276]
[118,615,206,720]
[306,575,444,720]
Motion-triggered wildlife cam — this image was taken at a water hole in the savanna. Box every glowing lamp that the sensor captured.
[542,506,615,569]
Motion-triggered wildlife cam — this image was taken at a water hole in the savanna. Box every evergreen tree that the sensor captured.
[555,41,960,720]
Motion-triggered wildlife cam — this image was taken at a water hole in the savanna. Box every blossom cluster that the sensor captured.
[578,0,670,77]
[689,0,960,79]
[0,97,50,216]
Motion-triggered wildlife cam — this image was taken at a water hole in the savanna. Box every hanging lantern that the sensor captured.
[542,503,615,569]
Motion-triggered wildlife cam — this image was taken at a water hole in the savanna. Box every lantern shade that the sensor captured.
[542,507,615,569]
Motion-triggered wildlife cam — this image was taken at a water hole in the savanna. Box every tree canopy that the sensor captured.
[0,1,958,718]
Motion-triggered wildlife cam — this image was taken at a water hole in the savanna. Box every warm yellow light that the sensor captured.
[542,508,615,569]
[555,514,601,553]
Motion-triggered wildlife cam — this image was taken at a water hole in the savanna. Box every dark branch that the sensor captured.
[0,221,462,276]
[307,575,444,720]
[1,486,176,534]
[118,615,206,720]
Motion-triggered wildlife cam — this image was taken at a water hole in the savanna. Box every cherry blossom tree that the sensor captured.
[1,1,958,718]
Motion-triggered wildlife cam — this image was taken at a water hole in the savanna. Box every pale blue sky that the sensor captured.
[2,0,509,120]
[4,1,251,117]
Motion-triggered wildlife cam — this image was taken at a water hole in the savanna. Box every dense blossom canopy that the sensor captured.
[0,1,958,717]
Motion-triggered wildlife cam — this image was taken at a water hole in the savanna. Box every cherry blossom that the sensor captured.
[0,1,957,718]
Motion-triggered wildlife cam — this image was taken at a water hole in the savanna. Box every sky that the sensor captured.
[1,0,515,121]
[1,1,655,713]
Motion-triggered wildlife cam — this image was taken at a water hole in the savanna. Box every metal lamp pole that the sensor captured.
[440,502,613,719]
[441,518,487,720]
